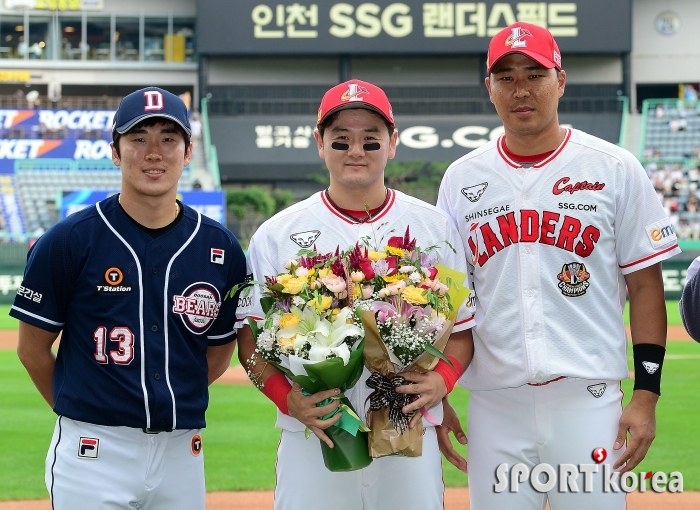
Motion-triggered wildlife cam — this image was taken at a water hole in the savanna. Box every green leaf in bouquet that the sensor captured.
[269,283,285,293]
[304,342,365,391]
[424,343,454,369]
[260,296,276,314]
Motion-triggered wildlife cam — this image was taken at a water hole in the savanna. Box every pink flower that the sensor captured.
[362,286,374,299]
[431,280,449,296]
[321,274,347,294]
[378,280,406,298]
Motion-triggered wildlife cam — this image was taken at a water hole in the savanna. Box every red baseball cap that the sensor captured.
[486,22,562,75]
[317,79,394,126]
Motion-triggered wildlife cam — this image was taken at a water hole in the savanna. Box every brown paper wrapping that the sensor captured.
[361,310,455,458]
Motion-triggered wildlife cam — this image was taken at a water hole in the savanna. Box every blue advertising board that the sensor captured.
[60,190,227,225]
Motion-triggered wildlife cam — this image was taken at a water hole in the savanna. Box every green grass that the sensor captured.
[1,342,698,500]
[0,302,686,332]
[0,305,18,330]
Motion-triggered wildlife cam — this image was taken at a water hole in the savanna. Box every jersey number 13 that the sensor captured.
[93,326,135,365]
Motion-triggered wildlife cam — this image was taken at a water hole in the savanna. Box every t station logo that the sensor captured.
[494,448,683,494]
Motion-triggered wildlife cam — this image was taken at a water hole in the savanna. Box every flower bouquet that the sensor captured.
[247,248,372,472]
[345,226,471,458]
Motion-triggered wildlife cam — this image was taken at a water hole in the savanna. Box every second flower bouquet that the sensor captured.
[345,226,471,458]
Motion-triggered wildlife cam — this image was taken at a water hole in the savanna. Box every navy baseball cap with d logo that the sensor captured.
[112,86,191,138]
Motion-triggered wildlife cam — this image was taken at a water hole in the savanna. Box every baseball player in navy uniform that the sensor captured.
[11,86,246,509]
[235,80,475,510]
[679,257,700,342]
[435,23,680,509]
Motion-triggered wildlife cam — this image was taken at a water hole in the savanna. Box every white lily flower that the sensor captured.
[279,306,362,365]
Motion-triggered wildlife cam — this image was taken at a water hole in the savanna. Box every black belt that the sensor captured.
[142,428,172,434]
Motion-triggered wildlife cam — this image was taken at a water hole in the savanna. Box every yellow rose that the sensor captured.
[279,313,300,329]
[352,283,361,298]
[277,274,293,285]
[277,335,296,351]
[282,277,306,294]
[318,268,330,278]
[307,295,333,311]
[402,285,428,305]
[368,250,387,261]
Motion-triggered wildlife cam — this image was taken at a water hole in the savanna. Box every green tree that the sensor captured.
[226,187,294,246]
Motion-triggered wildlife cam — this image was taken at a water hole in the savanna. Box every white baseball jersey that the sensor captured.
[437,129,681,391]
[237,188,475,431]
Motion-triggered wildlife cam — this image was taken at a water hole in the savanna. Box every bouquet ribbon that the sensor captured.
[303,391,370,438]
[361,310,456,458]
[366,373,414,434]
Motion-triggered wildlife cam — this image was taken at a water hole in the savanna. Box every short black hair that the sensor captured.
[317,109,395,139]
[112,117,191,158]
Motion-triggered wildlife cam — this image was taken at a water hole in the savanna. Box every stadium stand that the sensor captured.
[640,99,700,239]
[0,98,203,240]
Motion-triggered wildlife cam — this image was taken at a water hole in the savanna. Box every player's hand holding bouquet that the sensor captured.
[247,248,372,471]
[345,227,470,458]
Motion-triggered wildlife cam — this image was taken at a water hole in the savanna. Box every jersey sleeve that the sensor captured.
[615,156,681,274]
[9,226,74,333]
[438,214,476,333]
[680,257,700,343]
[206,235,248,346]
[234,230,271,328]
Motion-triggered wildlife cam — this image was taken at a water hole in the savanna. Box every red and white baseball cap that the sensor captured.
[486,22,562,75]
[317,79,394,126]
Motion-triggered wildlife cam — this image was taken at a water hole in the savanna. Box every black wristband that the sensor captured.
[632,343,665,395]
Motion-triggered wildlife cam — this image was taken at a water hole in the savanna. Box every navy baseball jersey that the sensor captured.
[10,194,246,430]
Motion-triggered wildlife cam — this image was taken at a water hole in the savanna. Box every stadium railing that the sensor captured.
[206,84,624,116]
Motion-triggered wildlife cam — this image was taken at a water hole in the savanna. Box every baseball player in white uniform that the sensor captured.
[235,80,475,509]
[435,23,680,509]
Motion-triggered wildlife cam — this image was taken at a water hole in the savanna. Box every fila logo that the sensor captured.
[643,361,660,374]
[505,26,532,48]
[587,383,607,398]
[144,90,164,111]
[211,248,225,265]
[461,182,488,202]
[78,437,99,459]
[341,83,369,103]
[290,230,321,248]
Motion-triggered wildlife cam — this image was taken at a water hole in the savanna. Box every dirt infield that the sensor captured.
[1,488,698,509]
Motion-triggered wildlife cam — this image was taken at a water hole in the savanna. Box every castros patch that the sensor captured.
[172,282,221,334]
[557,262,590,297]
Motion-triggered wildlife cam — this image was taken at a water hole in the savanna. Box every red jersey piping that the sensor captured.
[320,189,396,224]
[497,129,572,169]
[619,243,679,269]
